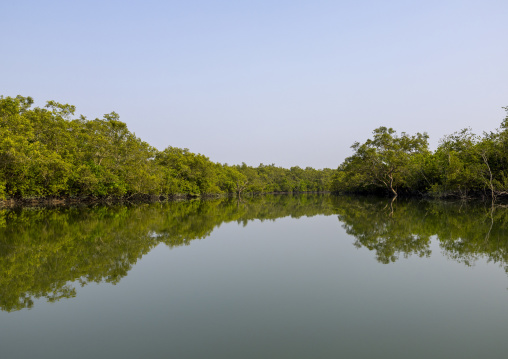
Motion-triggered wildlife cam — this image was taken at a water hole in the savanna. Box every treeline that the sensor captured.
[330,106,508,198]
[4,94,507,200]
[0,96,332,200]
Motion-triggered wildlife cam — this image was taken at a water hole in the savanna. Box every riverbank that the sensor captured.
[0,191,332,208]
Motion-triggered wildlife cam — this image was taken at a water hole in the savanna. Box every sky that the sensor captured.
[2,0,508,169]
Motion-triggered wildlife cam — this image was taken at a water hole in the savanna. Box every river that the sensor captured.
[1,194,508,358]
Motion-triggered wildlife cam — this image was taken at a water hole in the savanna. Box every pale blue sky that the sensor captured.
[2,0,507,168]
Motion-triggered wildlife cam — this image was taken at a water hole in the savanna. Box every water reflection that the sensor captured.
[1,194,507,312]
[337,197,508,268]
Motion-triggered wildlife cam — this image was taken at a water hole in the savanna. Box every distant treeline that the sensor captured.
[2,95,508,200]
[0,96,332,200]
[330,106,508,198]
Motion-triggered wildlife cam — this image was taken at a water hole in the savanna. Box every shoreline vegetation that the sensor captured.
[0,191,331,209]
[1,95,508,206]
[0,95,333,206]
[330,105,508,200]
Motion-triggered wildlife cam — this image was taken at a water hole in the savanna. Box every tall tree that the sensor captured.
[339,127,429,196]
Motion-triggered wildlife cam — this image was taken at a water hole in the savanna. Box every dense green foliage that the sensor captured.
[2,194,508,311]
[0,96,332,200]
[3,94,506,200]
[331,107,508,198]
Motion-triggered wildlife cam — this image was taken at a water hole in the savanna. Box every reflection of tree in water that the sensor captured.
[2,194,508,312]
[336,197,433,264]
[437,203,508,270]
[0,194,337,312]
[0,205,160,312]
[336,196,508,271]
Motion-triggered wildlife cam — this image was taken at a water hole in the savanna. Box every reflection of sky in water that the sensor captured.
[1,196,508,358]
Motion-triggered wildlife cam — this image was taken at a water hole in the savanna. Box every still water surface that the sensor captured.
[1,195,508,358]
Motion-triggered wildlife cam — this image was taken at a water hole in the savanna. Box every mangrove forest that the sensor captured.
[1,95,508,201]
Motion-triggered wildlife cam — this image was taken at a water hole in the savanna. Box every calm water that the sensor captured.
[1,194,508,358]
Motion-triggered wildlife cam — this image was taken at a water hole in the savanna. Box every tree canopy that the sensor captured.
[3,94,508,200]
[331,106,508,198]
[0,95,332,201]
